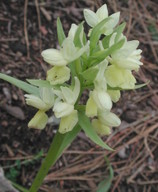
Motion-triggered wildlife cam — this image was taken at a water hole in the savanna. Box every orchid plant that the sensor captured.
[0,4,145,191]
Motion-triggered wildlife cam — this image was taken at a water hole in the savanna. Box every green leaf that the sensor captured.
[96,157,114,192]
[89,38,125,67]
[114,22,126,42]
[74,21,86,47]
[0,73,39,96]
[134,81,149,89]
[26,79,52,88]
[90,17,111,54]
[29,124,81,192]
[81,66,98,85]
[102,35,112,49]
[12,182,29,192]
[78,112,113,151]
[57,17,66,46]
[102,22,126,49]
[107,80,149,91]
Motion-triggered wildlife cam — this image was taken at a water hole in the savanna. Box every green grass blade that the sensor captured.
[96,156,114,192]
[12,182,29,192]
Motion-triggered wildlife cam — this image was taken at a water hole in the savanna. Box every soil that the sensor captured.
[0,0,158,192]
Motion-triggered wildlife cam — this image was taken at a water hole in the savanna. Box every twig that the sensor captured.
[0,38,19,42]
[35,0,42,53]
[24,0,30,58]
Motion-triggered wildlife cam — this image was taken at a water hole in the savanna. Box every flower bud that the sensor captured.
[107,90,120,103]
[92,119,111,136]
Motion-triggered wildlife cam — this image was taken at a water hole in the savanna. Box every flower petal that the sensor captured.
[61,38,78,61]
[73,77,80,103]
[107,90,121,103]
[60,77,80,104]
[59,110,78,134]
[96,4,108,21]
[85,96,97,117]
[92,119,111,136]
[72,42,89,62]
[47,66,70,85]
[53,101,74,118]
[84,9,98,27]
[40,87,54,106]
[94,60,108,91]
[68,23,78,40]
[98,110,121,127]
[28,110,48,129]
[61,86,74,104]
[41,49,67,66]
[105,65,136,89]
[92,90,112,111]
[109,12,120,28]
[25,94,48,110]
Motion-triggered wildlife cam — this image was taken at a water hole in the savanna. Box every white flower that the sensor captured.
[53,77,80,134]
[105,65,136,89]
[53,77,80,118]
[41,37,88,66]
[25,88,54,111]
[86,61,112,117]
[53,102,74,118]
[98,110,121,127]
[92,119,111,136]
[68,23,78,40]
[84,4,120,35]
[111,40,143,71]
[92,110,121,136]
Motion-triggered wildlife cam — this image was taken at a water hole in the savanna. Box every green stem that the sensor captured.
[29,125,81,192]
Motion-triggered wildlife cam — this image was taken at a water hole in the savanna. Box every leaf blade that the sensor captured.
[57,17,66,46]
[78,112,113,151]
[0,73,39,96]
[96,157,114,192]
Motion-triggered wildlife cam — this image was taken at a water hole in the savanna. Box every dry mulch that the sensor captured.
[0,0,158,191]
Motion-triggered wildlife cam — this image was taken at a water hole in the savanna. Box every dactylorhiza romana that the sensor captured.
[24,3,143,136]
[0,4,145,191]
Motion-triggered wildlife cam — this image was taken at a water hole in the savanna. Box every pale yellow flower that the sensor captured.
[25,87,54,111]
[28,110,48,130]
[105,65,136,89]
[53,77,80,133]
[59,110,78,134]
[92,119,111,136]
[47,66,70,85]
[86,61,112,117]
[107,90,121,103]
[41,37,88,66]
[111,39,143,71]
[84,4,120,35]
